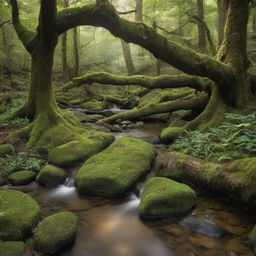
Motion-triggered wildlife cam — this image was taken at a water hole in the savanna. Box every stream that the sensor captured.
[26,121,255,256]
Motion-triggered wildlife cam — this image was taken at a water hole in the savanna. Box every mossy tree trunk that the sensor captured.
[197,0,206,52]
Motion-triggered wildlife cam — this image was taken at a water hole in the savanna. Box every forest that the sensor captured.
[1,0,256,255]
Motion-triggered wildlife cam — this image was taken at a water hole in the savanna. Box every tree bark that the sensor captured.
[135,0,143,22]
[121,40,135,75]
[197,0,206,52]
[73,26,79,77]
[217,0,229,47]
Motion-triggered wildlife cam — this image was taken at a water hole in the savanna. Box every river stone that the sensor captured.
[0,241,26,256]
[36,165,64,188]
[33,211,78,254]
[139,177,196,218]
[8,171,36,186]
[75,137,156,196]
[249,225,256,253]
[179,214,223,238]
[0,190,41,241]
[0,144,14,156]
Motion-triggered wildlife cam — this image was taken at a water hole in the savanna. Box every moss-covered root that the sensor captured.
[249,225,256,254]
[0,190,41,241]
[155,152,256,205]
[100,93,208,124]
[33,211,78,254]
[139,177,196,219]
[75,137,156,197]
[6,111,114,167]
[0,241,26,256]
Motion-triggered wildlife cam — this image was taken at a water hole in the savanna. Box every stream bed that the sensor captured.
[25,122,256,256]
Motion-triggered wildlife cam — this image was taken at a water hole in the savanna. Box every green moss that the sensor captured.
[0,176,5,186]
[36,165,64,188]
[48,131,114,167]
[249,225,256,254]
[0,241,26,256]
[8,171,36,186]
[139,177,196,218]
[160,127,186,143]
[0,190,41,241]
[33,211,78,254]
[0,144,15,157]
[81,100,105,111]
[75,137,156,196]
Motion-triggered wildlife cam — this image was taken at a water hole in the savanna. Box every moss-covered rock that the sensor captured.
[160,127,186,143]
[0,241,26,256]
[48,131,114,167]
[75,137,156,196]
[0,144,14,157]
[249,225,256,254]
[33,211,78,254]
[139,177,196,218]
[8,171,36,186]
[36,165,64,188]
[81,100,105,111]
[0,190,41,241]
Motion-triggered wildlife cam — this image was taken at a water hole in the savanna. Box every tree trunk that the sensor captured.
[61,0,70,82]
[121,40,135,75]
[252,14,256,33]
[73,26,79,77]
[135,0,143,22]
[197,0,206,52]
[217,0,229,46]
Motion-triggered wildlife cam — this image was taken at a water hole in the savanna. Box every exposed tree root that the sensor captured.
[155,151,256,205]
[5,106,114,167]
[98,93,208,124]
[62,72,208,92]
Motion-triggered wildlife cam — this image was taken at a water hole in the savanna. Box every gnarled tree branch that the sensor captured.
[62,72,208,92]
[56,1,234,86]
[9,0,36,52]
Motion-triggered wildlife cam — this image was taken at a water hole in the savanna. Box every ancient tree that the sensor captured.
[3,0,256,158]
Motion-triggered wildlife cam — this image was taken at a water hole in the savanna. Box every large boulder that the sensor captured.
[33,211,78,254]
[0,190,41,241]
[8,171,36,186]
[75,137,156,196]
[0,241,26,256]
[249,225,256,254]
[139,177,196,218]
[36,165,65,188]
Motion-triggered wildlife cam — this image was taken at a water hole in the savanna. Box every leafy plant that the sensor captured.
[171,113,256,163]
[0,117,30,128]
[0,152,44,177]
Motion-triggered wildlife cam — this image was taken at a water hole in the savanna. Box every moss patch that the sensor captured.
[0,144,14,157]
[0,190,41,241]
[36,165,64,188]
[81,100,105,111]
[75,137,156,196]
[48,130,114,167]
[33,211,78,254]
[8,171,36,186]
[0,241,26,256]
[160,127,186,143]
[139,177,196,218]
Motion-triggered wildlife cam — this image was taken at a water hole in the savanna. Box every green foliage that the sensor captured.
[0,117,30,128]
[0,152,44,177]
[172,113,256,163]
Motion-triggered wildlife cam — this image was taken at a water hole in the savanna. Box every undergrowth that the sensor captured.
[0,152,44,177]
[172,113,256,163]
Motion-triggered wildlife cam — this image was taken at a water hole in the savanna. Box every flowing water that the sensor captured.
[24,122,256,256]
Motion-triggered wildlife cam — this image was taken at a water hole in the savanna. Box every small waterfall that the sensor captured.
[48,178,77,200]
[119,193,140,215]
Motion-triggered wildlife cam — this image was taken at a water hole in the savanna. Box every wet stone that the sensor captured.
[179,214,224,238]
